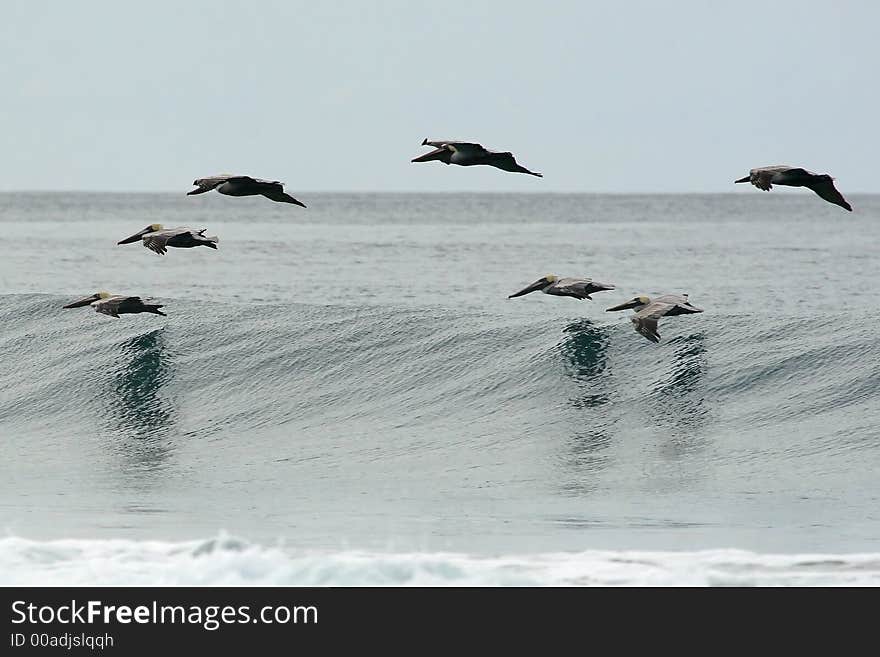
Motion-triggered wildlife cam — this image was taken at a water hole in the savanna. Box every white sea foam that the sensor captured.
[2,535,879,586]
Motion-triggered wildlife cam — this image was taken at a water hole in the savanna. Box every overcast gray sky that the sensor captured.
[1,1,876,192]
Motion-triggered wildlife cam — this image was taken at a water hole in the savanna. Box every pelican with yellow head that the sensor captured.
[508,274,615,301]
[63,292,166,318]
[606,294,703,343]
[118,224,218,256]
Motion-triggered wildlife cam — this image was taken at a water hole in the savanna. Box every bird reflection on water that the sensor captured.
[557,319,612,408]
[658,332,708,398]
[554,320,615,495]
[106,328,176,458]
[651,331,712,450]
[553,323,713,493]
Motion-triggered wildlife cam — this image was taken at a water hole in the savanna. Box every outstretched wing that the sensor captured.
[638,299,678,321]
[630,300,676,342]
[649,294,703,316]
[750,166,790,191]
[445,142,492,157]
[258,184,307,207]
[548,278,615,300]
[587,280,616,293]
[546,280,589,299]
[227,175,285,187]
[485,151,543,177]
[422,139,491,155]
[117,296,152,315]
[93,295,135,318]
[142,231,173,255]
[806,177,853,211]
[632,315,661,343]
[630,296,701,342]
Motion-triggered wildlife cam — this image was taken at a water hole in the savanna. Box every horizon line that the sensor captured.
[1,189,877,196]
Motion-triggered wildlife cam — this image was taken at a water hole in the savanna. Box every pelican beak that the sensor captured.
[411,147,448,163]
[63,294,99,309]
[606,299,641,312]
[117,227,151,244]
[508,279,548,298]
[734,175,750,183]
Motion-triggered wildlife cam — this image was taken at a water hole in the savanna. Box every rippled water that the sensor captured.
[1,192,879,583]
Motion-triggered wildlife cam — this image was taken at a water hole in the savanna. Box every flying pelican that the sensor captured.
[187,174,307,207]
[411,139,542,177]
[735,166,852,211]
[508,275,615,300]
[63,292,166,318]
[117,224,218,256]
[606,294,703,343]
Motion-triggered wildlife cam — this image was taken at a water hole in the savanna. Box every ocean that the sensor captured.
[2,191,880,586]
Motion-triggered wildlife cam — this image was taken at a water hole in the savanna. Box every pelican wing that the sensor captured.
[630,300,677,343]
[423,139,467,148]
[142,236,168,255]
[805,176,853,211]
[225,175,285,188]
[548,278,615,300]
[750,166,791,191]
[586,280,616,293]
[546,280,589,299]
[652,293,688,307]
[422,139,491,155]
[446,142,492,157]
[249,177,285,187]
[637,298,679,321]
[632,316,661,343]
[92,295,134,318]
[190,174,235,194]
[651,294,703,316]
[258,184,307,207]
[141,228,184,255]
[484,151,543,176]
[550,278,591,294]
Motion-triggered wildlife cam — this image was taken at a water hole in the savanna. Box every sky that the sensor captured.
[1,1,877,193]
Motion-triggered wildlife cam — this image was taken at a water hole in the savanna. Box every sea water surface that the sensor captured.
[2,192,879,585]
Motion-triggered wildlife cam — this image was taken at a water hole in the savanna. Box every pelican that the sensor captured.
[606,294,703,343]
[508,274,615,300]
[735,166,852,211]
[187,174,306,207]
[411,139,542,177]
[117,224,218,256]
[63,292,166,318]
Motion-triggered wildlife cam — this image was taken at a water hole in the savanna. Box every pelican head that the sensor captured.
[411,143,452,164]
[508,274,557,298]
[187,178,213,194]
[606,295,651,312]
[63,291,111,309]
[118,224,162,244]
